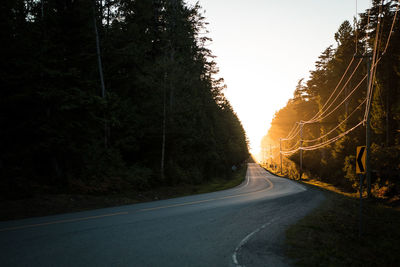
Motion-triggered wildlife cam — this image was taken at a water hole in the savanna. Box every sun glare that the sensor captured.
[185,0,371,160]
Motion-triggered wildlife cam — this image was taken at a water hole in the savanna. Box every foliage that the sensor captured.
[0,0,249,199]
[262,0,400,196]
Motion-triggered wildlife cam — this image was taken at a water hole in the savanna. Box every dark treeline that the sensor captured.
[263,0,400,197]
[0,0,249,199]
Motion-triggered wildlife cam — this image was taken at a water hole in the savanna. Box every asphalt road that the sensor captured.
[0,163,324,267]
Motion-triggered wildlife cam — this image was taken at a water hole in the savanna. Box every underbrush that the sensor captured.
[0,165,247,221]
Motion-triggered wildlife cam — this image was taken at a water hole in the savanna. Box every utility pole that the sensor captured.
[354,53,372,197]
[366,58,372,198]
[279,138,282,175]
[264,147,266,165]
[270,144,272,167]
[359,173,363,237]
[265,147,267,165]
[299,123,303,180]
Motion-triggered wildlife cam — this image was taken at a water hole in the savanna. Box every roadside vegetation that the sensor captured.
[1,0,249,207]
[261,163,400,266]
[0,164,247,221]
[262,2,400,262]
[285,185,400,267]
[261,0,400,201]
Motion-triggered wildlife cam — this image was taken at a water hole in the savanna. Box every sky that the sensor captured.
[185,0,371,155]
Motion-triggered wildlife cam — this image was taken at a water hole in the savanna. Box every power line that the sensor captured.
[283,122,299,139]
[364,0,400,120]
[296,2,388,152]
[282,122,300,141]
[281,69,367,145]
[382,0,400,54]
[278,0,399,160]
[304,58,363,124]
[364,0,385,121]
[281,51,387,148]
[310,72,367,123]
[304,57,357,124]
[302,120,365,151]
[283,140,301,152]
[302,98,366,143]
[281,116,366,154]
[282,57,364,141]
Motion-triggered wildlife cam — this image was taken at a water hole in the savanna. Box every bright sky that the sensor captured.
[185,0,371,154]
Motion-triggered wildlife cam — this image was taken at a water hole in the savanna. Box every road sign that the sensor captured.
[356,146,366,174]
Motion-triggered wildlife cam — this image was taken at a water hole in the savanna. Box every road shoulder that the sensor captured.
[235,186,325,267]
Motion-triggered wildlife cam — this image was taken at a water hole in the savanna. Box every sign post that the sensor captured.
[356,146,366,237]
[358,173,363,237]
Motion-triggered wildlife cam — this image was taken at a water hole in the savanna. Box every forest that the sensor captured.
[0,0,249,200]
[262,0,400,198]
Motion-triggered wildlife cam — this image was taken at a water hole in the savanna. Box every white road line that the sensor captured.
[261,165,307,192]
[231,166,304,266]
[139,178,273,212]
[1,172,274,232]
[232,217,278,267]
[232,171,250,192]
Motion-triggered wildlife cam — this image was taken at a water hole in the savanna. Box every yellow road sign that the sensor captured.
[356,146,366,174]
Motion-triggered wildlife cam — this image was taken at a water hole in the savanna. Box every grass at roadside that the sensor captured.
[286,186,400,266]
[259,161,400,265]
[195,166,247,194]
[0,165,247,221]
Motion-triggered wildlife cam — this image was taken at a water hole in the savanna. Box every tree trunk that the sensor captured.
[93,3,107,148]
[161,72,167,180]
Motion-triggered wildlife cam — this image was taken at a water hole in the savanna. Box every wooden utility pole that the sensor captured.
[299,123,303,180]
[366,58,371,197]
[270,144,272,166]
[354,53,372,197]
[279,138,282,174]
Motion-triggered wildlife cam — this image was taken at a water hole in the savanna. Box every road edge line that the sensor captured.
[232,217,278,266]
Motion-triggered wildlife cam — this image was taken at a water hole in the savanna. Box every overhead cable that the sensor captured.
[302,120,365,150]
[311,72,367,123]
[303,98,366,143]
[283,122,299,140]
[304,58,363,124]
[364,0,385,121]
[282,123,300,141]
[382,0,400,54]
[304,57,356,123]
[282,140,301,152]
[279,0,399,155]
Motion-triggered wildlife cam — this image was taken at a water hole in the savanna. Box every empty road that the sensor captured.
[0,163,324,266]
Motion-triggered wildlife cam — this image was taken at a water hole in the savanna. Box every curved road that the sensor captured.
[0,163,324,266]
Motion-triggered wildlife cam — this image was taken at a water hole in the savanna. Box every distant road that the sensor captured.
[0,163,324,267]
